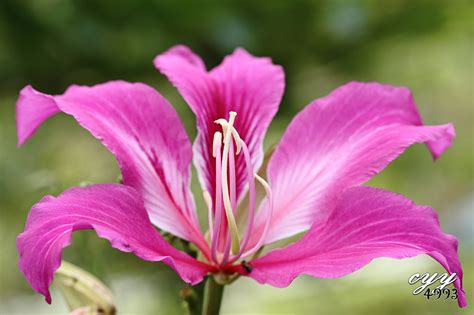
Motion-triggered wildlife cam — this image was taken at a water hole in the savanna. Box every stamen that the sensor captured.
[214,119,242,154]
[203,190,213,240]
[221,141,237,265]
[217,112,241,255]
[229,139,256,263]
[211,132,223,263]
[229,142,237,213]
[210,111,271,265]
[241,174,273,258]
[212,132,222,158]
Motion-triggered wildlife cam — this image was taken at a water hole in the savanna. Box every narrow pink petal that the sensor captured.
[246,187,466,308]
[16,86,60,147]
[154,46,284,203]
[253,82,455,244]
[15,81,208,254]
[17,184,211,304]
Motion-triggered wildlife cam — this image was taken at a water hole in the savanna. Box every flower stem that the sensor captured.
[202,276,224,315]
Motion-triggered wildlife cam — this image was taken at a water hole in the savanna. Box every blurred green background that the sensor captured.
[0,0,472,314]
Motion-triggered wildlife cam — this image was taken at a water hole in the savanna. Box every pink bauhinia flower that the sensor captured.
[16,45,466,308]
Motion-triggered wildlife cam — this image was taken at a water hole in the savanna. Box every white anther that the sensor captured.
[214,117,242,154]
[212,132,222,157]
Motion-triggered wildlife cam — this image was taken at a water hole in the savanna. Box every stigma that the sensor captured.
[207,111,273,266]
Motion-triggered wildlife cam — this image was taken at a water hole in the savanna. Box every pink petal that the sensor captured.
[17,184,211,304]
[253,82,455,244]
[16,81,208,252]
[154,45,284,202]
[246,187,467,308]
[16,86,61,147]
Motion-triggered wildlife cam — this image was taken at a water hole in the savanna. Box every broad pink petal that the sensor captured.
[246,187,466,308]
[17,184,211,304]
[154,45,285,202]
[253,82,455,244]
[16,81,207,252]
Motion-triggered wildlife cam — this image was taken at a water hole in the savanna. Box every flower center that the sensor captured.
[206,111,273,266]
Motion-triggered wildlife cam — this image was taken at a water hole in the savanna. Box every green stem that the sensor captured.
[202,276,225,315]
